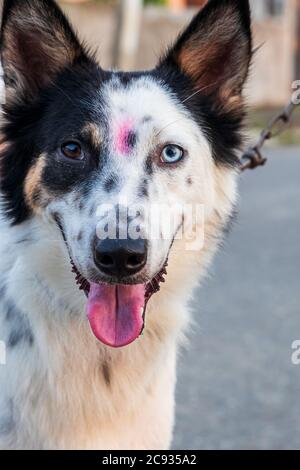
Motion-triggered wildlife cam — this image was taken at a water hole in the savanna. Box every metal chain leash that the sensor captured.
[240,99,300,172]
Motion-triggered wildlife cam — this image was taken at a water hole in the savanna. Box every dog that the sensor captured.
[0,0,252,450]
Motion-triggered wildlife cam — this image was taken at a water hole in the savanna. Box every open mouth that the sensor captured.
[70,258,168,349]
[55,217,168,348]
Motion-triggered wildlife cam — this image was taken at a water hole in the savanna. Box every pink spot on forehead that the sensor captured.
[114,119,135,156]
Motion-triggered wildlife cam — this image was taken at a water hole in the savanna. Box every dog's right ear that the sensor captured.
[1,0,87,103]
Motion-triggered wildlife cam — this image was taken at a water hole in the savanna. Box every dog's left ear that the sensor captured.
[1,0,87,103]
[159,0,252,109]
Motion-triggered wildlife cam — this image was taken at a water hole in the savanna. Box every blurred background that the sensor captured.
[2,0,300,450]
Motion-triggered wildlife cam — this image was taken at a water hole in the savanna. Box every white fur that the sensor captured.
[0,77,238,450]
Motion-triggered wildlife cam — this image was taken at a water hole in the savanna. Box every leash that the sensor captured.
[239,99,300,172]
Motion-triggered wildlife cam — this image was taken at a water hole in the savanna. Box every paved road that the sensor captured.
[173,147,300,450]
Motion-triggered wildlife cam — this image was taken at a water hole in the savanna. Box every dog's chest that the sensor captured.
[0,293,177,450]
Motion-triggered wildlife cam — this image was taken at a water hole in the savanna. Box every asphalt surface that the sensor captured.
[173,147,300,450]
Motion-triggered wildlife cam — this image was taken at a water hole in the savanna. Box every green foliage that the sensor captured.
[144,0,166,5]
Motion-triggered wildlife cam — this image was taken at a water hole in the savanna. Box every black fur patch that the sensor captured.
[142,116,153,124]
[102,362,111,386]
[222,208,239,236]
[104,175,119,193]
[0,399,15,436]
[145,156,154,176]
[5,301,34,348]
[0,285,6,300]
[8,327,34,349]
[127,130,137,149]
[138,179,149,198]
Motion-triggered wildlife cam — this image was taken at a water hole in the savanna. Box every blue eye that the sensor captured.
[161,145,184,164]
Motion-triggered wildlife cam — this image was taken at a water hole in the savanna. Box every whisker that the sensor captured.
[16,239,66,245]
[155,118,185,138]
[181,80,221,105]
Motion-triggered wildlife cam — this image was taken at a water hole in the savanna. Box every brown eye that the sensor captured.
[61,142,83,160]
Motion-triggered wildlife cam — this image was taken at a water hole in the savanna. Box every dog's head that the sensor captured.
[0,0,251,347]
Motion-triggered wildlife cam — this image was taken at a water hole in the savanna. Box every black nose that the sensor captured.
[94,238,147,278]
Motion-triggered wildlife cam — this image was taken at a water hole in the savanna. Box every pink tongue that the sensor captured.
[87,283,145,348]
